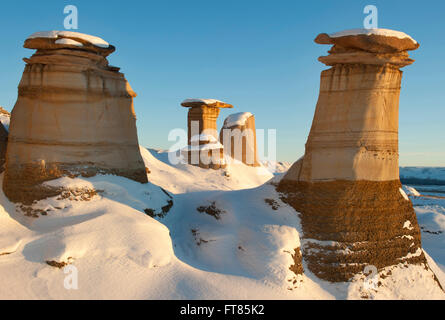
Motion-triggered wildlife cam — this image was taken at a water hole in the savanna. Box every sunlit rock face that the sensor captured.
[220,112,260,167]
[0,107,10,172]
[3,31,148,204]
[180,99,232,170]
[278,29,434,283]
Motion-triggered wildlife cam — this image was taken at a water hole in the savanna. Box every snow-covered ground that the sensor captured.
[0,149,444,299]
[402,185,445,273]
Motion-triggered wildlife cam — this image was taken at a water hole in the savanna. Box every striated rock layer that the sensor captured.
[3,31,148,204]
[278,29,431,282]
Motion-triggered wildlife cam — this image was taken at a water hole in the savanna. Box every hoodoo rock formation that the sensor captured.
[220,112,260,167]
[3,31,148,204]
[278,29,431,282]
[181,99,232,169]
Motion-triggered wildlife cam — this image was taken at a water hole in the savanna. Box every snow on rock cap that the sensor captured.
[181,99,233,109]
[25,31,115,57]
[223,112,253,128]
[315,28,419,53]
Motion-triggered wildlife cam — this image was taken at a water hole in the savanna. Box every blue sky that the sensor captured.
[0,0,444,165]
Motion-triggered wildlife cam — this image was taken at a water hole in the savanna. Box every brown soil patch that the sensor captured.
[277,179,427,282]
[145,200,174,219]
[191,229,215,246]
[197,202,226,220]
[420,226,443,235]
[46,257,74,269]
[265,198,280,210]
[20,206,51,218]
[289,247,304,275]
[57,188,101,201]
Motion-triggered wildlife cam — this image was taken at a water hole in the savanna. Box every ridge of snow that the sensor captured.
[0,113,10,131]
[28,31,109,48]
[329,28,417,44]
[224,112,253,128]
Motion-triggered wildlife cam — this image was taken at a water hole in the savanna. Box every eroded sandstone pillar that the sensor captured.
[278,29,428,282]
[220,112,260,167]
[181,99,232,169]
[3,31,148,204]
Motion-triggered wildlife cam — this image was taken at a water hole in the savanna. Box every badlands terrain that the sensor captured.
[0,143,444,299]
[0,28,443,300]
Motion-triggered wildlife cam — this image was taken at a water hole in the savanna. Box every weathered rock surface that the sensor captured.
[181,99,232,169]
[3,31,148,204]
[220,112,260,167]
[278,29,433,283]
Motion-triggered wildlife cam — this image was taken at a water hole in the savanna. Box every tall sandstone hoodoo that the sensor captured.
[278,29,430,282]
[220,112,260,167]
[181,99,232,169]
[3,31,148,204]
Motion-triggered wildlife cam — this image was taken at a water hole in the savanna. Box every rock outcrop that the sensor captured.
[220,112,260,166]
[181,99,232,169]
[0,107,9,172]
[278,29,430,282]
[3,31,148,204]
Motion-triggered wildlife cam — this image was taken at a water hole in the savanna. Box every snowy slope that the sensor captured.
[0,147,443,299]
[261,160,292,175]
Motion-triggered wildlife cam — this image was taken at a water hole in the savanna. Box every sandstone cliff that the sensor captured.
[278,29,440,285]
[3,31,148,204]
